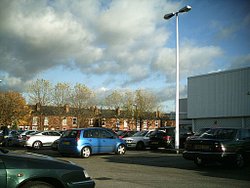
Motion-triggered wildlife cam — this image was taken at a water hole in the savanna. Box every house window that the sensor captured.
[32,117,38,125]
[124,120,128,128]
[89,118,93,126]
[102,118,106,127]
[44,117,49,126]
[62,117,67,126]
[155,120,159,127]
[72,117,77,125]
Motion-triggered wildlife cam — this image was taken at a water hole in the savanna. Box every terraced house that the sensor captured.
[26,103,174,131]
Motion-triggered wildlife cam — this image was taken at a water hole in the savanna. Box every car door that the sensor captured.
[99,129,116,153]
[83,129,101,154]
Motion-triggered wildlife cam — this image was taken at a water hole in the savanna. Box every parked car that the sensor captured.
[123,130,154,150]
[116,130,137,139]
[183,128,250,168]
[17,130,40,145]
[0,130,21,147]
[152,126,193,149]
[58,127,126,158]
[149,130,174,149]
[25,131,61,149]
[0,147,95,188]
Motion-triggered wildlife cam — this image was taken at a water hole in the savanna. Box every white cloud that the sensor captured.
[152,42,224,82]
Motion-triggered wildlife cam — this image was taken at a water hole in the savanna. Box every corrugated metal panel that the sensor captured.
[193,117,244,131]
[188,67,250,118]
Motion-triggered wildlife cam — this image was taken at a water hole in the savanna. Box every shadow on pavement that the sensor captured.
[103,150,250,182]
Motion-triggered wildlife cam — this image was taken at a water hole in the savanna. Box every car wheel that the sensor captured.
[234,153,245,168]
[32,141,42,150]
[21,181,55,188]
[136,142,145,150]
[81,147,91,158]
[194,156,205,167]
[116,144,126,155]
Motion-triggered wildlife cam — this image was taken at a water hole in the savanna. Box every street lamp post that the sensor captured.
[164,5,191,153]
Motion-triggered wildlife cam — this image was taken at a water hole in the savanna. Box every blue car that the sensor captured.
[58,127,126,158]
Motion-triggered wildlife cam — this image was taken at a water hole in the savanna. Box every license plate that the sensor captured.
[195,145,209,150]
[63,142,70,145]
[151,142,158,145]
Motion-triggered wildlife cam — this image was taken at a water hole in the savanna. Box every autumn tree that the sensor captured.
[0,91,31,127]
[28,79,52,105]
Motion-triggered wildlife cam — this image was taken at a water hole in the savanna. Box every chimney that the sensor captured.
[65,104,70,113]
[116,107,121,116]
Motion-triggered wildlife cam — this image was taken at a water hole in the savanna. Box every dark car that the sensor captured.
[183,128,250,168]
[58,127,126,158]
[150,127,193,149]
[149,130,175,149]
[0,147,95,188]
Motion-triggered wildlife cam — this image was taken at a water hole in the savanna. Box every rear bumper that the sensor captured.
[58,146,81,156]
[183,150,236,162]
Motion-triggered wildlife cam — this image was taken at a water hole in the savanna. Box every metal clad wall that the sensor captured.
[188,67,250,118]
[193,118,244,131]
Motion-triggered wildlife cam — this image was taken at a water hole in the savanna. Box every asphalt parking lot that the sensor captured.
[6,147,250,188]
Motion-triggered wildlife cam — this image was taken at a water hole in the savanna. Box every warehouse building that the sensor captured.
[187,67,250,131]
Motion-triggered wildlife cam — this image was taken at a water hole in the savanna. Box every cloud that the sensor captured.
[228,54,250,69]
[0,0,177,91]
[152,42,224,82]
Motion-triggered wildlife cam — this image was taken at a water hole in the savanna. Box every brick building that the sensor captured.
[23,103,174,131]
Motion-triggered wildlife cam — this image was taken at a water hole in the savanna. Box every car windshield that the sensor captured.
[194,128,210,136]
[132,131,148,137]
[200,129,237,140]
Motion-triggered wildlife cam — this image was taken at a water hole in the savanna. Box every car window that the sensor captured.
[201,129,237,140]
[100,130,114,139]
[42,132,49,135]
[83,129,100,138]
[62,130,80,138]
[132,131,148,137]
[50,132,60,136]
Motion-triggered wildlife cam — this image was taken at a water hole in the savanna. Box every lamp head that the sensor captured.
[164,12,175,20]
[178,5,192,13]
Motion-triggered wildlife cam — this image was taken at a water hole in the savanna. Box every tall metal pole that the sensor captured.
[164,5,191,154]
[175,13,180,153]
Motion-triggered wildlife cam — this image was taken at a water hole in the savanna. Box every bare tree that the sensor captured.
[105,90,123,109]
[51,82,71,106]
[69,83,96,128]
[134,89,158,130]
[28,79,52,105]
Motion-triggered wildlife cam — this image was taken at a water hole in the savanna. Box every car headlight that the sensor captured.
[83,170,90,179]
[125,140,132,143]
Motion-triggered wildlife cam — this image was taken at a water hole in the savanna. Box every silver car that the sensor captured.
[123,130,154,150]
[25,131,61,149]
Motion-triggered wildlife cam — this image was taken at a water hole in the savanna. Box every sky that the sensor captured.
[0,0,250,112]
